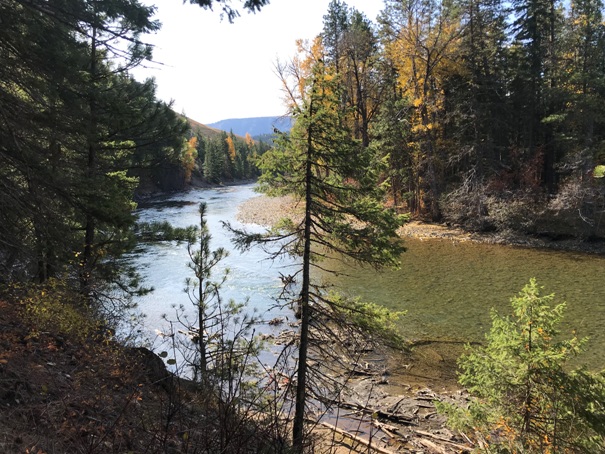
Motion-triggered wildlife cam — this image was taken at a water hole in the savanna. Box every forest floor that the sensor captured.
[0,298,177,453]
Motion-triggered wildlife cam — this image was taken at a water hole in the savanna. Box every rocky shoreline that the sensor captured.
[237,193,605,255]
[236,194,304,227]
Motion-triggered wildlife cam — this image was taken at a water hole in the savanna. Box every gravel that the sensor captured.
[236,194,302,227]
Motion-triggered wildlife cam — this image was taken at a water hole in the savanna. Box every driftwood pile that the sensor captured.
[257,314,474,452]
[317,387,473,453]
[306,347,475,454]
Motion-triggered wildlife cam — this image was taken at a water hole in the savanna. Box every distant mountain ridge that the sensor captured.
[208,116,293,138]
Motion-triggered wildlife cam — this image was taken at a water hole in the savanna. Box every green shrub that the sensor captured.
[20,278,101,341]
[438,278,605,453]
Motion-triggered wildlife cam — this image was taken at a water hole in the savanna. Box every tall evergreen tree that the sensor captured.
[371,87,413,210]
[322,0,351,75]
[0,0,188,294]
[203,135,227,183]
[322,2,383,147]
[449,0,509,173]
[509,0,565,191]
[561,0,605,170]
[231,49,405,452]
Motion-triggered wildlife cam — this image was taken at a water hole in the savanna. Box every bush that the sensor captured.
[440,179,542,233]
[19,278,102,341]
[438,279,605,453]
[439,181,491,231]
[483,192,542,233]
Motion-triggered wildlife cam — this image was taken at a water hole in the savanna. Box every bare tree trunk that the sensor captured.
[81,19,98,295]
[292,96,314,453]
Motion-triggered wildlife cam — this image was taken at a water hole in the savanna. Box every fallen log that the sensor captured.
[374,408,415,425]
[372,420,400,439]
[417,437,447,453]
[412,429,472,452]
[335,401,416,425]
[318,421,398,454]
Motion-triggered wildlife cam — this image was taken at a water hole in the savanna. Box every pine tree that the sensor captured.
[558,0,605,182]
[230,50,405,452]
[322,2,383,147]
[204,136,226,183]
[438,278,605,452]
[0,0,188,294]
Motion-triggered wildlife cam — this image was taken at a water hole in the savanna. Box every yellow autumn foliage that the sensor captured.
[182,136,198,183]
[226,135,236,162]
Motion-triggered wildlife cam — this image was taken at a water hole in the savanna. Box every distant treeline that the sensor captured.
[190,131,271,184]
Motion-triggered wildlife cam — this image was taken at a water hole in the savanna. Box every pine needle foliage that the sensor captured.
[228,52,406,452]
[438,278,605,453]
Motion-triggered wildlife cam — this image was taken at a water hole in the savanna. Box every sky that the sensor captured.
[132,0,385,125]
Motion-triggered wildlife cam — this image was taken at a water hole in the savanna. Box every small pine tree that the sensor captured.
[438,278,605,453]
[158,202,287,452]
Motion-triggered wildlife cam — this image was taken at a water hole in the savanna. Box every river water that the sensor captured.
[131,184,297,337]
[132,183,605,369]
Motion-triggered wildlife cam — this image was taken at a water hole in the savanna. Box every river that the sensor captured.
[132,183,605,370]
[131,184,297,337]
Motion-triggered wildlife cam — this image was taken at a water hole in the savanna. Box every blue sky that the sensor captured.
[132,0,384,124]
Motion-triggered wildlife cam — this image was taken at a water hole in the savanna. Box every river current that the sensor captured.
[131,183,605,369]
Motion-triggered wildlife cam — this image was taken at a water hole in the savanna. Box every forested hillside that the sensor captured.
[185,117,272,185]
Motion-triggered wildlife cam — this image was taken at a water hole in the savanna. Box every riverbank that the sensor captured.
[236,192,605,451]
[237,193,605,255]
[237,194,476,452]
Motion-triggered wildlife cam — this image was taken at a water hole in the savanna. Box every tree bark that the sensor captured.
[292,95,315,452]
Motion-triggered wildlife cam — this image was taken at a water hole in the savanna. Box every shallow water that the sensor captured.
[132,184,605,369]
[326,237,605,368]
